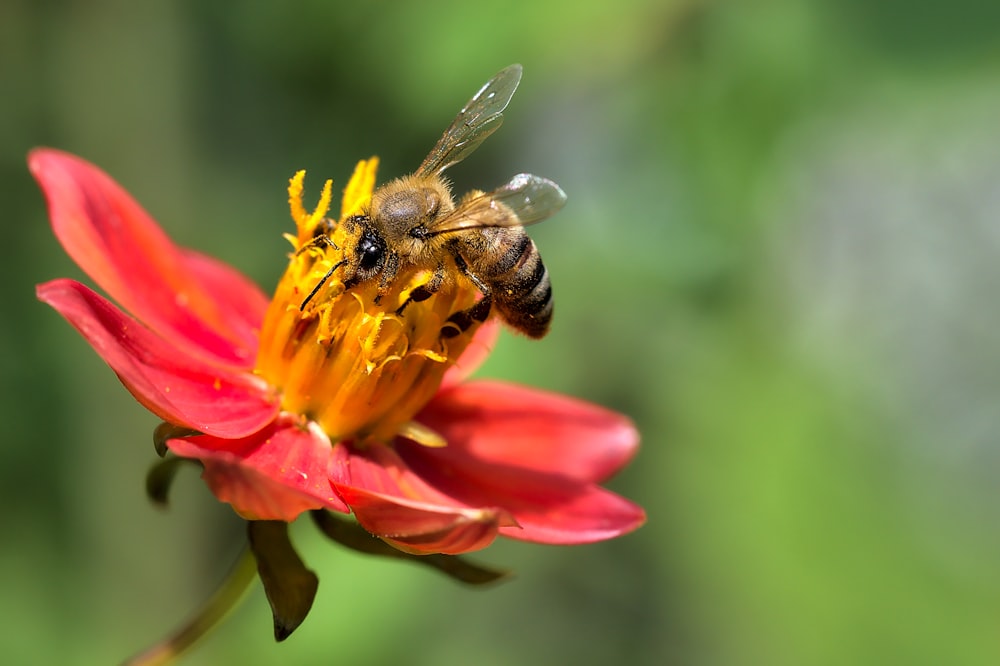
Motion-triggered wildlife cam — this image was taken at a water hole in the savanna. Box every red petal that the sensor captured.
[495,483,646,544]
[330,443,514,554]
[439,319,501,390]
[181,248,269,356]
[418,380,639,483]
[29,148,264,368]
[399,442,646,545]
[394,380,645,544]
[37,279,278,438]
[167,418,349,521]
[336,488,504,554]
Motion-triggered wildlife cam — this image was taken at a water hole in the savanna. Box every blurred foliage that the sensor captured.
[2,0,999,664]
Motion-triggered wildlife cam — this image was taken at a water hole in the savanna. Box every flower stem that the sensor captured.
[122,546,257,666]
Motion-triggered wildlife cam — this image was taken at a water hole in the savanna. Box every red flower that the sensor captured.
[34,148,645,555]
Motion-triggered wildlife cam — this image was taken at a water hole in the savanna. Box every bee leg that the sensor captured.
[295,232,338,256]
[396,267,445,316]
[441,296,492,339]
[374,252,402,306]
[312,217,338,238]
[440,252,492,339]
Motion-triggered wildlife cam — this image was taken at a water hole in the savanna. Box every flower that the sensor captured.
[34,148,645,555]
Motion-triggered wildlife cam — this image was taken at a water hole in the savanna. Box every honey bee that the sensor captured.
[306,64,566,339]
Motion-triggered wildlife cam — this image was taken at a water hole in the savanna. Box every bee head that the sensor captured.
[336,215,388,287]
[355,224,387,280]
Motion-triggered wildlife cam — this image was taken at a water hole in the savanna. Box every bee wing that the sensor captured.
[415,64,523,178]
[489,173,568,226]
[428,173,567,234]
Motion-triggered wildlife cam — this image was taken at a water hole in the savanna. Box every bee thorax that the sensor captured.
[372,176,454,240]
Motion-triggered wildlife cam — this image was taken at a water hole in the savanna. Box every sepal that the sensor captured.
[311,510,510,585]
[247,521,318,642]
[145,455,200,507]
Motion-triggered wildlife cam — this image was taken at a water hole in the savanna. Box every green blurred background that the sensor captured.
[3,0,999,664]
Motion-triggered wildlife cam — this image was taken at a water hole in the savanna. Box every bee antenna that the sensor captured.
[300,259,347,310]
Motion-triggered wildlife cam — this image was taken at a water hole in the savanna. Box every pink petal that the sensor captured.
[335,488,505,554]
[330,443,515,554]
[398,442,646,545]
[38,279,278,438]
[417,380,639,483]
[167,418,349,521]
[439,319,501,390]
[494,482,646,544]
[29,148,262,368]
[393,380,646,544]
[180,248,269,355]
[499,508,644,544]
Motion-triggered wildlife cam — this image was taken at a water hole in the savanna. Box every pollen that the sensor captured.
[254,162,482,446]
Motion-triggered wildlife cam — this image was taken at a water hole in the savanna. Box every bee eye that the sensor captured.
[356,228,386,276]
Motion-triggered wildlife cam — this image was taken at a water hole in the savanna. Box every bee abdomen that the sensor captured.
[494,241,552,339]
[489,232,533,276]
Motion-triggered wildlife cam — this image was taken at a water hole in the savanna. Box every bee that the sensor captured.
[306,64,566,339]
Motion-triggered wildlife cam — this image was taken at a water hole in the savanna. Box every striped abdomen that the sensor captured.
[465,227,552,339]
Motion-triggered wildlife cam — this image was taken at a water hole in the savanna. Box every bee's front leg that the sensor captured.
[371,252,403,307]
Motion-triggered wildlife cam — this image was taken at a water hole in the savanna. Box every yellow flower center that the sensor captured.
[253,160,482,446]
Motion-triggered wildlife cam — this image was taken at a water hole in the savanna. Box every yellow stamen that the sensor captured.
[397,421,448,448]
[287,170,335,248]
[255,163,482,447]
[287,171,309,232]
